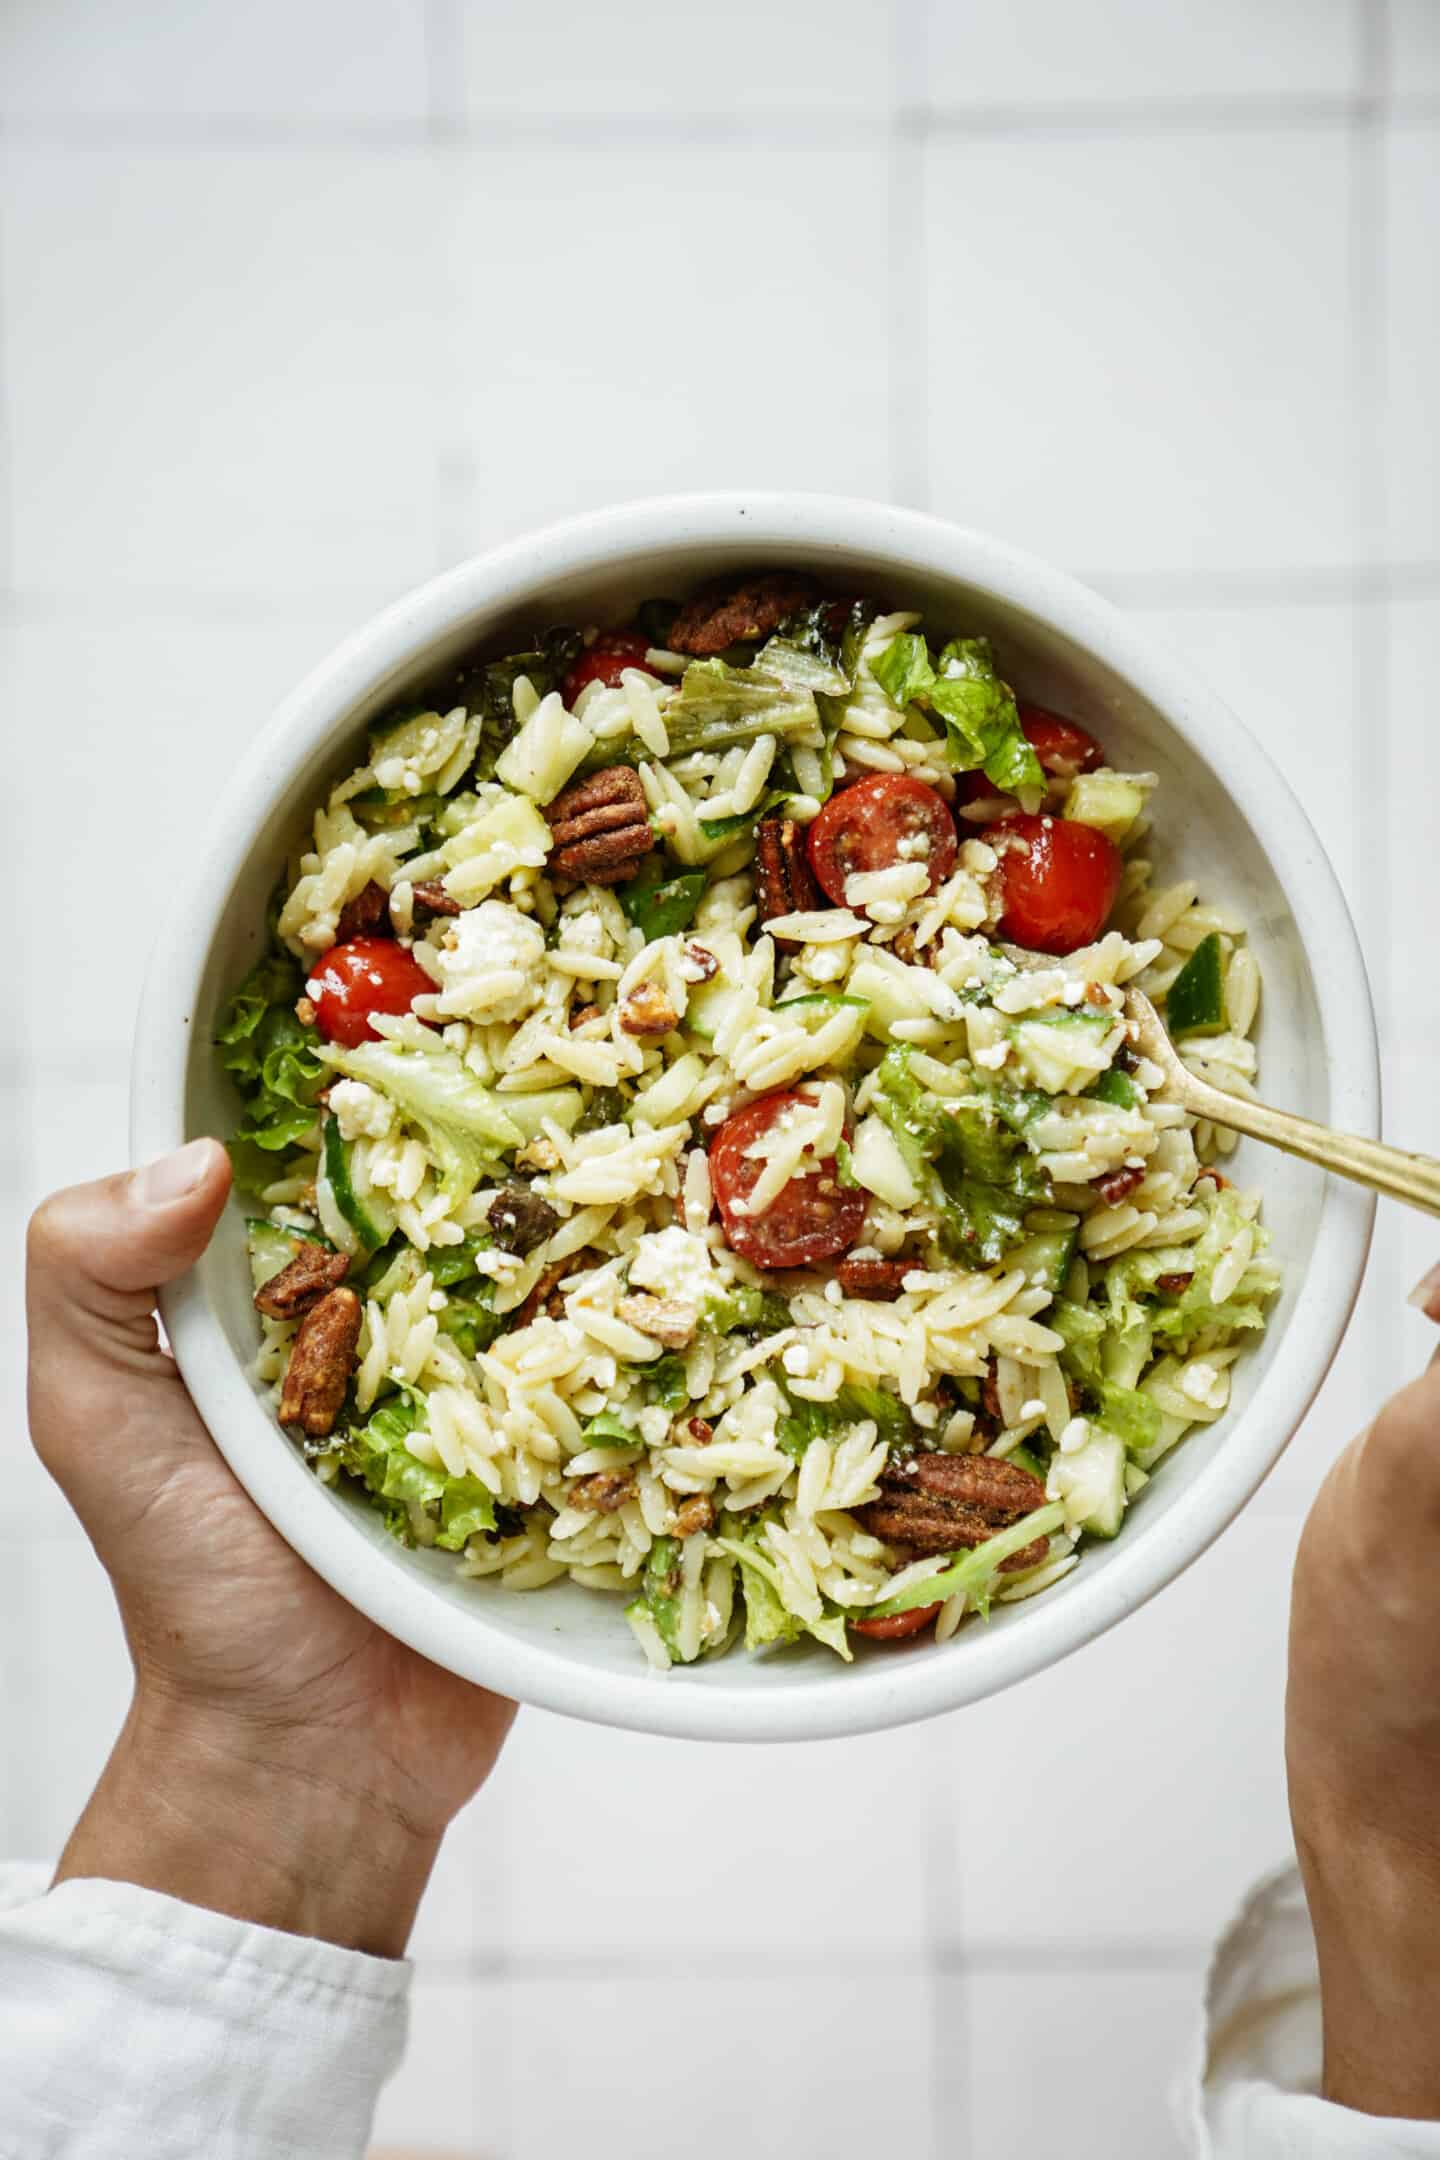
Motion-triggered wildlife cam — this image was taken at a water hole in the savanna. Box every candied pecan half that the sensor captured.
[615,1293,697,1348]
[754,816,822,947]
[334,879,391,941]
[673,1493,716,1539]
[278,1287,362,1439]
[253,1242,350,1320]
[836,1256,914,1301]
[410,877,462,918]
[546,765,653,886]
[1094,1164,1145,1206]
[668,573,818,657]
[857,1451,1049,1568]
[487,1185,559,1256]
[570,1470,635,1515]
[618,981,679,1036]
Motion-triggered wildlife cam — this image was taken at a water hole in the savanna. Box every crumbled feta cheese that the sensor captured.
[329,1078,396,1142]
[974,1041,1010,1070]
[432,900,545,1023]
[1058,1415,1092,1456]
[1019,1398,1047,1420]
[628,1224,715,1311]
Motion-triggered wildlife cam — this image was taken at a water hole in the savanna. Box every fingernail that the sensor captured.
[137,1139,215,1208]
[1407,1263,1440,1313]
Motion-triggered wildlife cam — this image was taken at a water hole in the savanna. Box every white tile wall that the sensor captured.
[3,5,1436,2156]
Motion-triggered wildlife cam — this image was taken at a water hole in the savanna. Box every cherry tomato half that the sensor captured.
[992,814,1123,957]
[1017,703,1105,779]
[308,936,434,1048]
[561,631,653,706]
[709,1091,866,1270]
[851,1604,941,1641]
[805,773,958,906]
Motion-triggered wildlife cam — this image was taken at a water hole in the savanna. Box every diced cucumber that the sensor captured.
[1046,1424,1127,1538]
[685,980,751,1044]
[317,1116,397,1259]
[246,1218,329,1293]
[1064,771,1146,843]
[1166,932,1227,1038]
[846,951,934,1038]
[850,1113,920,1209]
[772,993,870,1033]
[497,1087,585,1142]
[1086,1066,1140,1110]
[1005,1224,1079,1296]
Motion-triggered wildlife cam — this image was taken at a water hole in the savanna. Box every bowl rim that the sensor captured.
[132,490,1379,1743]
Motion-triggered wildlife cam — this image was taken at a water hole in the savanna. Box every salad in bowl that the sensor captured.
[219,570,1278,1672]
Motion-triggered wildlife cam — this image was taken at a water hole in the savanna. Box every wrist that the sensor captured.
[55,1690,440,1958]
[1293,1787,1440,2119]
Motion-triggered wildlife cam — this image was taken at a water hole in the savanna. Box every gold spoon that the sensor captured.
[1123,987,1440,1217]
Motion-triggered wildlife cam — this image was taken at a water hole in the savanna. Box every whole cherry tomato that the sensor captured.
[562,632,653,706]
[308,936,433,1048]
[805,773,958,905]
[992,813,1122,956]
[851,1604,942,1640]
[709,1091,866,1270]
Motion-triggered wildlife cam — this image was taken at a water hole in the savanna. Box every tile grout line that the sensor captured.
[0,94,1409,156]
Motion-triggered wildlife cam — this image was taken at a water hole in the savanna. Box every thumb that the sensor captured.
[27,1139,232,1379]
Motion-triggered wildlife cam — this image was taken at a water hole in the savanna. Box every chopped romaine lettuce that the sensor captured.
[642,1355,690,1411]
[580,1410,640,1449]
[707,1285,792,1336]
[868,1046,1050,1265]
[339,1385,497,1551]
[660,658,821,756]
[872,630,1045,798]
[775,1378,912,1458]
[717,1524,852,1660]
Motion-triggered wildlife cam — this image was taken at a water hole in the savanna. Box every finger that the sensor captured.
[27,1140,231,1348]
[1408,1263,1440,1325]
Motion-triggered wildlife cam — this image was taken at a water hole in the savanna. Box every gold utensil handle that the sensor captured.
[1191,1086,1440,1217]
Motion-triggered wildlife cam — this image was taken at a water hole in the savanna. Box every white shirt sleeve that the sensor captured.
[1179,1862,1440,2157]
[0,1861,410,2160]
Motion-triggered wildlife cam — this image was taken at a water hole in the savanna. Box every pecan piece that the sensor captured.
[1094,1164,1145,1206]
[615,1293,697,1348]
[334,879,391,941]
[668,573,817,657]
[570,1470,635,1515]
[545,765,653,886]
[618,981,679,1036]
[278,1286,362,1439]
[681,941,719,982]
[570,1002,603,1029]
[856,1451,1050,1569]
[673,1494,715,1539]
[253,1242,350,1320]
[513,1249,594,1330]
[754,816,822,946]
[411,877,462,918]
[1155,1271,1194,1295]
[486,1185,559,1256]
[836,1256,914,1301]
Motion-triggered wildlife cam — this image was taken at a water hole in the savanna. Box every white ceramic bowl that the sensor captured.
[132,493,1378,1743]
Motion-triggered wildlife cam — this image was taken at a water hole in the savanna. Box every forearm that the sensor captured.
[57,1691,440,1959]
[1294,1795,1440,2120]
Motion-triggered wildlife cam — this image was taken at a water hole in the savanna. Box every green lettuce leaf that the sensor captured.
[620,865,706,941]
[868,1046,1050,1266]
[871,631,936,707]
[661,659,820,756]
[339,1385,497,1550]
[706,1286,792,1336]
[775,1378,912,1458]
[867,1501,1066,1621]
[717,1524,853,1660]
[580,1410,640,1449]
[218,953,326,1188]
[448,628,584,781]
[1093,1379,1163,1454]
[642,1355,690,1411]
[320,1037,522,1209]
